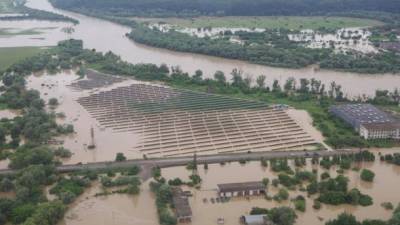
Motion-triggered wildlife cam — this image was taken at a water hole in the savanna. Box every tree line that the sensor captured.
[50,0,400,17]
[128,25,400,73]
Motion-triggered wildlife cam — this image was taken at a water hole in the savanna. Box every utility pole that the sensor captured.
[88,126,96,149]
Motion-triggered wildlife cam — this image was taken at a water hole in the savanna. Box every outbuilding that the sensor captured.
[217,181,266,197]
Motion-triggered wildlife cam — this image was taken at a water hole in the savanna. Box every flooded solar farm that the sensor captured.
[2,69,321,167]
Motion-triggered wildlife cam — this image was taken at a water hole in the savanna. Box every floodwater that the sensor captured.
[0,109,20,119]
[150,24,376,54]
[148,23,265,38]
[161,149,400,225]
[288,28,376,54]
[0,0,393,98]
[57,149,400,225]
[286,108,330,150]
[58,181,158,225]
[0,20,73,47]
[16,71,321,166]
[25,71,145,165]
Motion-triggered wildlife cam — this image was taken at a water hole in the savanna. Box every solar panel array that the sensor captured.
[77,84,317,157]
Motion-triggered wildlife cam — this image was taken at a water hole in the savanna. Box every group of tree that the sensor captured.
[50,0,400,18]
[250,206,297,225]
[128,25,400,73]
[326,204,400,225]
[150,180,177,225]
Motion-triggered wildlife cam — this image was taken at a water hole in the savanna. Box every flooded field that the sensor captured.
[24,71,144,165]
[17,70,320,165]
[288,28,376,54]
[286,109,329,150]
[0,20,74,47]
[56,149,400,225]
[0,109,20,119]
[5,0,396,98]
[148,24,376,54]
[160,149,400,225]
[58,181,158,225]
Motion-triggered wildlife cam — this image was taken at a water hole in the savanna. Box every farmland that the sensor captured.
[140,16,383,30]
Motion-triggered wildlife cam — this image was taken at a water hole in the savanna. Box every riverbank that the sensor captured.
[20,0,400,98]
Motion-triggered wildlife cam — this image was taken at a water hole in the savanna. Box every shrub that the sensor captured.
[381,202,394,210]
[360,169,375,182]
[115,153,126,162]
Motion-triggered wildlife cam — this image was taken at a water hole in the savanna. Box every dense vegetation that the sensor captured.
[250,206,297,225]
[155,16,382,30]
[128,25,400,73]
[50,0,400,17]
[49,0,400,73]
[326,208,400,225]
[0,47,47,72]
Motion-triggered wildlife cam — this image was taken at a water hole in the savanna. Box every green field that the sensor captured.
[0,0,24,13]
[144,16,383,30]
[0,28,44,36]
[0,46,48,71]
[0,0,13,13]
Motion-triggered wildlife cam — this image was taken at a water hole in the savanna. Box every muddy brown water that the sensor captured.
[0,0,394,98]
[12,71,319,167]
[0,109,20,119]
[53,149,400,225]
[161,149,400,225]
[23,71,144,166]
[58,181,158,225]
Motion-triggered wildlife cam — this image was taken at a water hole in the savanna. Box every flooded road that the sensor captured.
[7,0,397,98]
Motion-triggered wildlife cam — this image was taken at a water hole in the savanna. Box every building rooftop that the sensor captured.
[172,187,192,218]
[330,104,395,125]
[241,215,273,225]
[361,122,400,131]
[217,181,265,193]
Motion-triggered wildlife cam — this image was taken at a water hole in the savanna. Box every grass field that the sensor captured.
[0,0,19,13]
[0,28,44,36]
[0,46,48,71]
[142,16,383,30]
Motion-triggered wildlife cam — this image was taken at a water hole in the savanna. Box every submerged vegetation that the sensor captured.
[50,0,400,73]
[146,16,382,30]
[0,0,77,24]
[128,23,400,73]
[0,37,398,225]
[3,39,397,149]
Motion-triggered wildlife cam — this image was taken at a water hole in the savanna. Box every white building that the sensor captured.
[360,122,400,140]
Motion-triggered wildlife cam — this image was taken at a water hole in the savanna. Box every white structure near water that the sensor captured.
[330,104,400,140]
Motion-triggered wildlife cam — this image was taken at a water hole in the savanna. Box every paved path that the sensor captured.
[0,149,362,179]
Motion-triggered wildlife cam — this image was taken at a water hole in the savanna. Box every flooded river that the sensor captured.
[0,0,393,98]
